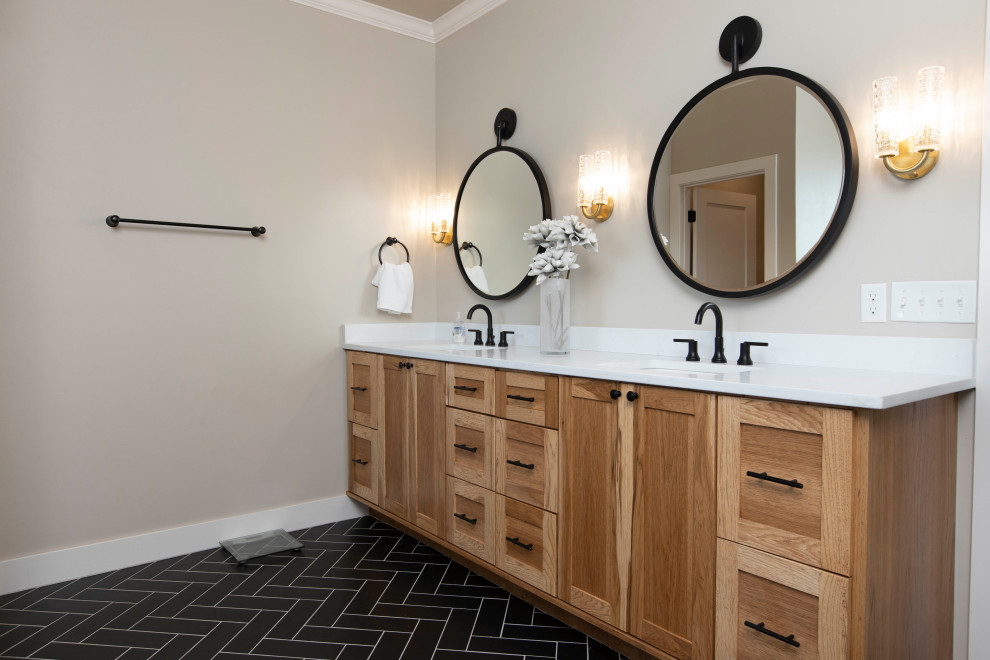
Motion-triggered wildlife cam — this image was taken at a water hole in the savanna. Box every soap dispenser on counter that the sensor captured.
[452,312,466,343]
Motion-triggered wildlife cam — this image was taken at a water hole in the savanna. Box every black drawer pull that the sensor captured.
[453,513,477,525]
[610,389,622,400]
[746,471,804,489]
[350,386,367,392]
[453,385,478,392]
[505,536,533,551]
[506,394,536,403]
[351,458,369,466]
[506,459,535,470]
[454,443,478,453]
[744,621,800,648]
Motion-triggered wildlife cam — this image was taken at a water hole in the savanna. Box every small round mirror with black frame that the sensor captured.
[453,108,552,300]
[647,16,858,298]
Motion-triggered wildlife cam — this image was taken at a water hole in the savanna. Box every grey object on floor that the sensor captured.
[219,529,303,564]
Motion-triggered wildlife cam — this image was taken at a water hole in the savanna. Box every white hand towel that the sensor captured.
[371,262,414,314]
[466,265,490,294]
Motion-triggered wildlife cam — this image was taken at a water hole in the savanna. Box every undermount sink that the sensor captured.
[416,343,496,352]
[604,358,759,374]
[643,360,757,374]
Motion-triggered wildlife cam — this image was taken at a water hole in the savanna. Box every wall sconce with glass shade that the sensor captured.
[577,150,614,221]
[428,193,453,244]
[873,66,944,180]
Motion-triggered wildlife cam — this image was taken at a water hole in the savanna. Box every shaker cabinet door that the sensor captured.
[629,386,716,659]
[559,378,630,630]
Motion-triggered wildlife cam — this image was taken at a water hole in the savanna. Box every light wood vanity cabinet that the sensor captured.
[379,355,446,536]
[715,395,957,660]
[348,423,380,505]
[446,363,495,415]
[344,350,958,660]
[559,378,716,659]
[346,351,379,428]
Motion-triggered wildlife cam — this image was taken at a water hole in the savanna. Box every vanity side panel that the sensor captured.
[854,395,957,660]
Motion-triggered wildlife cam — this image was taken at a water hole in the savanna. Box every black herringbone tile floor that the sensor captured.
[0,516,628,659]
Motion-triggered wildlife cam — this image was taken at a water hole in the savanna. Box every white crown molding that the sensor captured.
[286,0,505,43]
[432,0,506,42]
[287,0,435,42]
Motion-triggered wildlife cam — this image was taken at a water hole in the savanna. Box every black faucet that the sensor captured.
[694,302,727,363]
[467,304,496,346]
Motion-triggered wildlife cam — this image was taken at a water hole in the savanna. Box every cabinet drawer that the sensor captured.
[348,423,380,505]
[495,420,558,512]
[716,539,848,659]
[446,364,495,415]
[718,398,852,574]
[496,495,557,596]
[346,352,380,429]
[446,476,495,563]
[446,408,494,489]
[496,371,559,428]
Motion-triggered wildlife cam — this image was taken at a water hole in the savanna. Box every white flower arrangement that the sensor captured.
[523,215,599,285]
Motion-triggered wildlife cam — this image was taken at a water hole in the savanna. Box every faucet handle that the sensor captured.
[673,338,701,362]
[498,330,515,348]
[737,341,769,366]
[468,329,483,346]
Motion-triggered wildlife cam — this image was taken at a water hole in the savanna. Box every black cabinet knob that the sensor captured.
[626,391,639,402]
[610,389,622,400]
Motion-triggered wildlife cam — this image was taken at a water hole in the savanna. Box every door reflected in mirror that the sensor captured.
[650,72,853,296]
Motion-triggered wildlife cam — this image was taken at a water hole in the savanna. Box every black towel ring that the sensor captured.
[459,242,483,267]
[378,237,410,264]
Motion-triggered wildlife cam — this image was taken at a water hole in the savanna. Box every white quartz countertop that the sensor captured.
[342,339,974,409]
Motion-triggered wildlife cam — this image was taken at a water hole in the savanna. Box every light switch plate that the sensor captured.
[861,283,887,322]
[891,281,977,323]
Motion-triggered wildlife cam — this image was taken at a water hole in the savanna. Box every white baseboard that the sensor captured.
[0,495,367,596]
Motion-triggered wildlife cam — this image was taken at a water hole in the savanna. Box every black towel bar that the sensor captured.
[106,215,265,237]
[378,237,410,264]
[459,241,483,266]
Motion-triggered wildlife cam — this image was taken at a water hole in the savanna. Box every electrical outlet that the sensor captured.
[861,283,887,322]
[892,281,977,323]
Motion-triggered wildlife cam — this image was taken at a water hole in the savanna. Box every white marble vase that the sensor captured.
[540,276,570,355]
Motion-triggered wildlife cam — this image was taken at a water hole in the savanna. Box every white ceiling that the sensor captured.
[288,0,505,43]
[364,0,466,22]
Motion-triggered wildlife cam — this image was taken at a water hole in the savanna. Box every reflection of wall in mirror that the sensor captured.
[457,152,544,295]
[794,87,842,260]
[669,78,797,272]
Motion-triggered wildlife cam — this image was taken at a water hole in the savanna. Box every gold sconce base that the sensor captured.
[580,197,614,222]
[883,138,938,180]
[431,230,453,245]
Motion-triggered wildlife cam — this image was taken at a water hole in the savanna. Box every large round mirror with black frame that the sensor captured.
[647,17,858,298]
[454,109,551,300]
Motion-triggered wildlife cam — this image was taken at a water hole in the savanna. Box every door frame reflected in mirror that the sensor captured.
[647,66,858,298]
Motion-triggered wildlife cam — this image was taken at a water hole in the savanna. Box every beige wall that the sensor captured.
[0,0,436,560]
[435,0,984,339]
